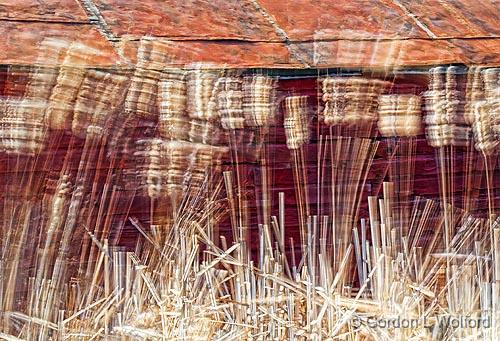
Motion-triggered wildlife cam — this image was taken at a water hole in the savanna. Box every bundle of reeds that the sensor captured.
[2,175,489,340]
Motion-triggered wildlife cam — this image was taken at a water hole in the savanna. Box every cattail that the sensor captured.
[186,67,221,144]
[322,77,390,126]
[164,140,195,197]
[134,139,166,199]
[23,38,71,103]
[186,144,228,194]
[11,38,72,149]
[0,44,60,155]
[471,100,498,154]
[188,119,220,145]
[482,68,500,142]
[0,99,46,155]
[125,39,172,122]
[125,68,161,122]
[23,65,58,103]
[116,134,140,189]
[464,66,484,125]
[243,75,276,127]
[158,69,189,140]
[217,75,244,130]
[425,124,471,148]
[378,94,422,137]
[186,68,219,121]
[284,96,309,150]
[188,144,215,193]
[424,66,470,147]
[482,68,499,100]
[72,70,129,138]
[424,66,449,126]
[45,42,100,130]
[490,98,500,142]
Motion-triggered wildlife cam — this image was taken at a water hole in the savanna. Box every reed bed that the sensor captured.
[0,39,498,340]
